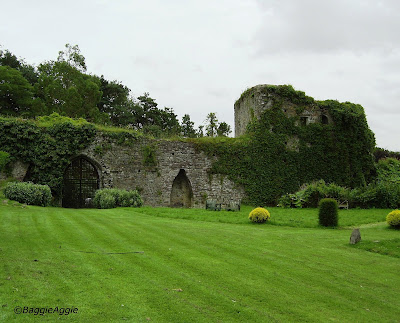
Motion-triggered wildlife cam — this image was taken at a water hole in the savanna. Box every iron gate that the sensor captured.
[62,156,99,208]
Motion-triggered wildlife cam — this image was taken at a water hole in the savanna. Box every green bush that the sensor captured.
[377,158,400,184]
[4,181,52,206]
[0,151,10,172]
[93,188,143,209]
[99,194,116,209]
[350,183,400,209]
[386,210,400,228]
[278,178,400,209]
[318,198,338,227]
[278,180,349,208]
[249,207,270,223]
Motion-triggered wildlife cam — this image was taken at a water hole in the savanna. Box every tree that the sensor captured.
[57,44,87,72]
[158,107,181,136]
[0,66,39,116]
[181,114,196,137]
[205,112,219,137]
[197,125,204,137]
[217,121,232,137]
[35,45,102,121]
[95,75,132,125]
[136,92,158,129]
[136,93,180,137]
[0,48,38,85]
[204,112,232,137]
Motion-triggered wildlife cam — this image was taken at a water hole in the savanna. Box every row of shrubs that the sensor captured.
[248,200,339,226]
[3,181,143,209]
[3,181,399,229]
[278,179,400,209]
[93,188,143,209]
[249,202,400,228]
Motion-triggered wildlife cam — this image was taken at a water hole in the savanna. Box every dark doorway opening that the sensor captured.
[62,156,100,208]
[170,169,193,208]
[300,116,308,126]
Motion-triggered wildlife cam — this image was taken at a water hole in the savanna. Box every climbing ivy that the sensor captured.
[0,115,96,198]
[0,85,377,207]
[195,85,376,206]
[142,143,158,167]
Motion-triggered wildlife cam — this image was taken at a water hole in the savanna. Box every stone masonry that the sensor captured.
[77,135,246,208]
[234,84,332,137]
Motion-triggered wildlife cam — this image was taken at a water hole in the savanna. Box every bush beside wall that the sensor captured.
[195,85,376,206]
[93,188,143,209]
[4,181,52,206]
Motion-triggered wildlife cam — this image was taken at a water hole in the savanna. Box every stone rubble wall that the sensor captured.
[234,84,332,137]
[78,136,246,208]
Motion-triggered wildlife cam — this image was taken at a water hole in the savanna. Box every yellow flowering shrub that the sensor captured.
[386,209,400,228]
[249,207,270,223]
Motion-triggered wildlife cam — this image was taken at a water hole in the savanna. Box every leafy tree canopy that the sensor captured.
[0,44,233,138]
[0,66,41,116]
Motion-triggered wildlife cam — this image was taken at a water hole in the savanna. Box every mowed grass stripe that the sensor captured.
[64,210,271,321]
[1,205,400,322]
[41,209,159,321]
[60,208,400,322]
[47,209,246,322]
[1,208,153,321]
[49,210,400,322]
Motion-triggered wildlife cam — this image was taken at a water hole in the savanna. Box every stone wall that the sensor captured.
[76,135,246,208]
[0,160,29,181]
[234,84,332,137]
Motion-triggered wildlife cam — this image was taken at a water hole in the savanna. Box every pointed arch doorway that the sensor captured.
[62,156,100,208]
[170,169,193,208]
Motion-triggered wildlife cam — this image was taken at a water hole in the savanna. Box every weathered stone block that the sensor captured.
[349,228,361,245]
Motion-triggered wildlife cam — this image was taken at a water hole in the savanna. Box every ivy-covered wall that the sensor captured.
[0,85,377,207]
[0,115,245,207]
[0,116,97,196]
[200,84,376,205]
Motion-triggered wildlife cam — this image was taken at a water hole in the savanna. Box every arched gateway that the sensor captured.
[62,156,100,208]
[170,169,193,208]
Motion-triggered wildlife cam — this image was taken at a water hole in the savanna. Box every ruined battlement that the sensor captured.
[234,84,332,137]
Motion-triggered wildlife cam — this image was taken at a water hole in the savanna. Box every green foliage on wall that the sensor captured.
[195,85,376,206]
[142,144,158,167]
[0,85,378,207]
[0,115,96,197]
[0,151,10,172]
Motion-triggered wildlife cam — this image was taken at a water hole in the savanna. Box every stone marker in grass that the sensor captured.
[349,228,361,245]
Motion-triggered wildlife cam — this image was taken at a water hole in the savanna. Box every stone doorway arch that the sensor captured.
[170,169,193,208]
[62,156,100,208]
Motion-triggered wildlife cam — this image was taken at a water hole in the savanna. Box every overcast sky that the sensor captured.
[2,0,400,151]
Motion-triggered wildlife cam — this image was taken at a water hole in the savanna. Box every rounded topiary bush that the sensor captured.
[249,207,270,223]
[386,209,400,228]
[318,198,338,227]
[4,181,52,206]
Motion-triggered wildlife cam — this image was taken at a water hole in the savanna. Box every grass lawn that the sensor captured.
[0,203,399,322]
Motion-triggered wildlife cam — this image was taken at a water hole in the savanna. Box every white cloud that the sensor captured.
[254,0,400,54]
